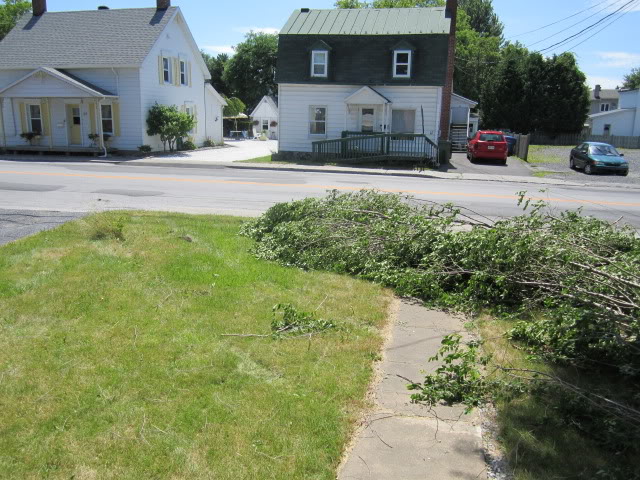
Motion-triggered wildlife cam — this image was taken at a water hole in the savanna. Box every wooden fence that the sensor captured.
[529,133,640,149]
[512,134,530,161]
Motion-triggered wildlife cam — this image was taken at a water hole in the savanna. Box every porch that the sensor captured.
[0,67,119,152]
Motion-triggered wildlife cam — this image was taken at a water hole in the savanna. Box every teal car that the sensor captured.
[570,142,629,176]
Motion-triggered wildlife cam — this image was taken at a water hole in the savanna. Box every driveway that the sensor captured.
[133,139,278,163]
[441,152,534,177]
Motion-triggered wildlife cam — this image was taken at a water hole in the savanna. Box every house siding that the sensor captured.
[251,97,279,139]
[276,34,449,86]
[278,83,440,153]
[590,110,636,136]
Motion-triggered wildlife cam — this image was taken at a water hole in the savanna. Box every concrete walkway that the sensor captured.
[339,300,486,480]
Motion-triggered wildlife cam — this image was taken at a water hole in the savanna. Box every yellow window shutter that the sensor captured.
[41,100,50,136]
[158,56,164,85]
[19,102,28,133]
[89,103,97,134]
[193,105,198,133]
[113,102,121,136]
[188,61,192,87]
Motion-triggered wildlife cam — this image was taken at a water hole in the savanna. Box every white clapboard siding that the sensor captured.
[278,84,441,153]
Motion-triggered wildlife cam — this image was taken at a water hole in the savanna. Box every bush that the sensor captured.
[203,138,216,148]
[146,103,195,152]
[180,139,197,151]
[137,145,152,153]
[87,213,125,241]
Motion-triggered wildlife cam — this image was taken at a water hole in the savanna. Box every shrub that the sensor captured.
[146,103,195,152]
[203,138,216,148]
[87,213,125,241]
[180,139,197,151]
[137,145,152,153]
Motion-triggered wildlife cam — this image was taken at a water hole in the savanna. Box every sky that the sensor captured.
[44,0,640,90]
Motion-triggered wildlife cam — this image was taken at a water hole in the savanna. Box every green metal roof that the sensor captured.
[279,8,451,35]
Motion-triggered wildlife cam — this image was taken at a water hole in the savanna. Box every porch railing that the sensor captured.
[312,132,439,166]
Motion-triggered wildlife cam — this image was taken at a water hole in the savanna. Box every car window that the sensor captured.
[578,144,588,153]
[589,144,619,156]
[479,134,504,142]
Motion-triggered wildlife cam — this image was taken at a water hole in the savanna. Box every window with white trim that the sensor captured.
[180,60,187,86]
[185,105,195,134]
[311,50,328,77]
[101,104,113,135]
[162,57,171,84]
[600,103,610,112]
[309,106,327,135]
[262,119,269,131]
[28,104,42,134]
[393,50,412,78]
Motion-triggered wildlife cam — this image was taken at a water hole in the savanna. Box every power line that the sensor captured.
[536,0,640,53]
[507,0,626,40]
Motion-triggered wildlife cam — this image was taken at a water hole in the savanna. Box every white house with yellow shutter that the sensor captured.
[0,0,226,154]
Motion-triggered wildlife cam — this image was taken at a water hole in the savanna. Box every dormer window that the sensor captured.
[393,50,412,78]
[311,50,328,78]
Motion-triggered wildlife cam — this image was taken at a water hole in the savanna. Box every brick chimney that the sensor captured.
[32,0,46,16]
[157,0,171,9]
[439,0,457,144]
[594,84,601,99]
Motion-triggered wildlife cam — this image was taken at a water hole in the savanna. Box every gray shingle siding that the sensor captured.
[275,34,449,86]
[0,7,177,69]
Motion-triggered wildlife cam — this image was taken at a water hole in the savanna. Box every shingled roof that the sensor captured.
[280,8,451,36]
[0,7,177,69]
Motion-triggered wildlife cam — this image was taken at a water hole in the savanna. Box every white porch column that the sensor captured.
[45,98,53,149]
[0,98,6,147]
[97,98,105,151]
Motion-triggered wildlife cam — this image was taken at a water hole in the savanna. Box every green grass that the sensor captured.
[0,212,391,479]
[479,318,638,479]
[526,145,566,164]
[531,170,566,178]
[235,155,277,163]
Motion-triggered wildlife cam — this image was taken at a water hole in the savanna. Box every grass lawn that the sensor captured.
[235,155,278,163]
[531,170,566,178]
[0,212,391,479]
[478,317,638,479]
[526,145,566,164]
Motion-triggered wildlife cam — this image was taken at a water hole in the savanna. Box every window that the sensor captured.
[163,57,171,83]
[391,109,415,134]
[309,106,326,135]
[479,133,504,142]
[361,108,375,133]
[600,103,610,112]
[28,104,42,134]
[180,60,187,86]
[262,119,269,131]
[101,104,113,135]
[311,50,328,78]
[185,105,195,134]
[393,50,412,78]
[604,124,611,134]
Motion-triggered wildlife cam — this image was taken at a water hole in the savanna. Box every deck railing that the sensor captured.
[312,132,439,166]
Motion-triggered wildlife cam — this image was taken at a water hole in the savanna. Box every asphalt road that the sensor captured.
[1,161,640,242]
[0,209,82,246]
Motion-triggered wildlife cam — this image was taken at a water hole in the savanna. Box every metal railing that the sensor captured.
[312,132,439,165]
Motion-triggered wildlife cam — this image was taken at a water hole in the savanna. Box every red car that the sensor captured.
[467,130,508,164]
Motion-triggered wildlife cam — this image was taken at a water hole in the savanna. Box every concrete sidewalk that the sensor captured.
[338,300,486,480]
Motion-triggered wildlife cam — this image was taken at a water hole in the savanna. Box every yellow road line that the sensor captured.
[1,169,639,208]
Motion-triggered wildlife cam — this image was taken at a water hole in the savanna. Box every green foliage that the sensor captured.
[86,213,125,241]
[222,32,278,108]
[201,51,229,95]
[146,103,196,152]
[223,96,246,117]
[180,139,197,151]
[458,0,503,39]
[623,66,640,90]
[137,144,152,153]
[0,0,30,41]
[271,303,336,337]
[202,138,216,148]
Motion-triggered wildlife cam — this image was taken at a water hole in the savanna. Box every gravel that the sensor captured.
[0,209,83,246]
[528,145,640,185]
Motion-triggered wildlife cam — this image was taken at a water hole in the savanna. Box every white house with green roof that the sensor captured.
[0,0,226,154]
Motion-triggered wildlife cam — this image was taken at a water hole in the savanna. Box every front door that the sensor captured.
[66,104,82,145]
[360,107,377,133]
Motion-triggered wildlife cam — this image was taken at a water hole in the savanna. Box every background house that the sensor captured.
[589,85,619,114]
[0,0,226,153]
[250,95,278,139]
[589,88,640,137]
[274,3,457,159]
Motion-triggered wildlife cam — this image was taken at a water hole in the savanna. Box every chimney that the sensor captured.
[32,0,46,16]
[439,0,458,144]
[157,0,170,9]
[594,84,601,99]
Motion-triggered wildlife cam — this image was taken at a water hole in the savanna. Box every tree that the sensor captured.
[222,32,278,109]
[622,67,640,90]
[223,96,247,131]
[146,103,196,152]
[458,0,503,39]
[0,0,30,41]
[201,51,229,95]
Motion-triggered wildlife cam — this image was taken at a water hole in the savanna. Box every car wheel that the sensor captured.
[584,164,594,175]
[501,158,507,165]
[618,171,629,177]
[569,156,576,170]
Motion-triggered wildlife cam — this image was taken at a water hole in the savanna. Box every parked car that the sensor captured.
[467,130,508,164]
[569,142,628,176]
[504,135,517,156]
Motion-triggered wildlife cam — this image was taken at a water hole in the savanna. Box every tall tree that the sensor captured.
[222,32,278,109]
[0,0,30,41]
[201,51,229,95]
[458,0,503,39]
[622,67,640,90]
